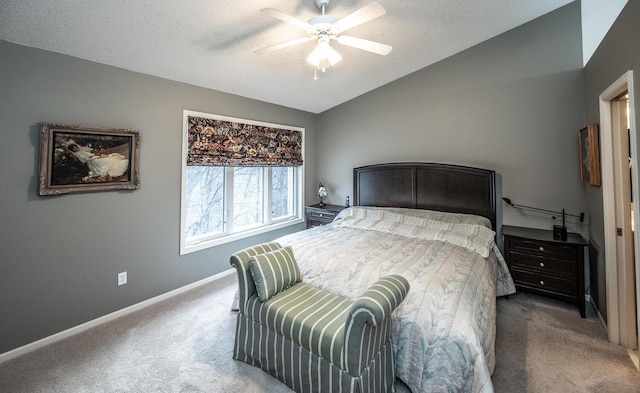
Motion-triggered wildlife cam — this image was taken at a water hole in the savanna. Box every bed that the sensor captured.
[271,163,515,393]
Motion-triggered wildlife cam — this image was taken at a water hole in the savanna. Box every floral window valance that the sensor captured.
[187,116,303,167]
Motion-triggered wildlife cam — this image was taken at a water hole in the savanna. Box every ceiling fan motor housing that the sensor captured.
[309,15,337,25]
[308,15,338,36]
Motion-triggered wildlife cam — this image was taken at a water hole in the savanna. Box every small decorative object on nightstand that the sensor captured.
[502,225,588,317]
[305,204,344,229]
[317,183,328,207]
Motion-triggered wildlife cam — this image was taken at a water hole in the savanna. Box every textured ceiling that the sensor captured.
[0,0,574,114]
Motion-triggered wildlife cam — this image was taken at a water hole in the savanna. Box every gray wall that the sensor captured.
[317,2,585,236]
[583,0,640,321]
[0,40,317,354]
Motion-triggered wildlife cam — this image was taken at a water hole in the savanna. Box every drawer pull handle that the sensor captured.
[540,280,545,286]
[539,262,545,268]
[539,246,544,252]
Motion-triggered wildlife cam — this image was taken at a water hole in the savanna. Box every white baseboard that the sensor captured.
[0,269,235,364]
[585,294,608,331]
[628,349,639,370]
[587,295,640,366]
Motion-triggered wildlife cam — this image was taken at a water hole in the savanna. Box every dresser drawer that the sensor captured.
[508,237,577,261]
[508,252,576,278]
[307,210,337,221]
[307,216,334,227]
[305,205,344,229]
[307,219,330,228]
[510,268,577,297]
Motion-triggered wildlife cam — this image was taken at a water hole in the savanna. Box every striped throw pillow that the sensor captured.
[248,246,302,302]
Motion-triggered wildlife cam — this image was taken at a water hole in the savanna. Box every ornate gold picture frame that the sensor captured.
[38,123,141,195]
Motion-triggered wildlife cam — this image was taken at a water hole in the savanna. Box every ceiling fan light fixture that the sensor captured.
[306,39,342,71]
[258,0,391,76]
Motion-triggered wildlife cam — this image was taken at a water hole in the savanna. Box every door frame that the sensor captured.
[600,70,639,350]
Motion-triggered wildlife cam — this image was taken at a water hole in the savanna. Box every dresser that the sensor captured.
[502,225,588,317]
[305,204,345,228]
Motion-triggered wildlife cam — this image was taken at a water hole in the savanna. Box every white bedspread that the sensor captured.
[276,207,515,393]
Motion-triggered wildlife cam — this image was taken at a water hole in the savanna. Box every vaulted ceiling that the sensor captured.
[0,0,575,113]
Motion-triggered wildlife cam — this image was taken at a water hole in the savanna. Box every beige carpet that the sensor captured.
[0,272,638,392]
[492,292,640,393]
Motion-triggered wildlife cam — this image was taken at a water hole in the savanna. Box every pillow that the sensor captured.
[336,206,492,228]
[248,246,301,302]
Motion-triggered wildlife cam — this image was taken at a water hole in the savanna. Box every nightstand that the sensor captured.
[502,225,588,317]
[305,204,345,228]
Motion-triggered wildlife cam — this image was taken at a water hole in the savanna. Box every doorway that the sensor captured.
[600,71,639,367]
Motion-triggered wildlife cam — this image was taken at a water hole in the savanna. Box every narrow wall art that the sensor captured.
[579,124,601,186]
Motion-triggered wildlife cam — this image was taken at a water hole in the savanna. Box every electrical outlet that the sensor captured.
[118,271,127,286]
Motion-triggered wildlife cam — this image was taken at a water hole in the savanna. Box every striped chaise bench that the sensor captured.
[230,242,410,393]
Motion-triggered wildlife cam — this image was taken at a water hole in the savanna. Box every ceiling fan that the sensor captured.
[257,0,392,74]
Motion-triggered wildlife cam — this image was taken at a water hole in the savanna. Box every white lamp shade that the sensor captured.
[306,41,342,69]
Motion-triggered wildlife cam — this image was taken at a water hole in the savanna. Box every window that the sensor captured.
[271,166,296,220]
[180,111,304,255]
[184,166,225,240]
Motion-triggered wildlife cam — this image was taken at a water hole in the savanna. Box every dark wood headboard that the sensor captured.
[353,162,497,229]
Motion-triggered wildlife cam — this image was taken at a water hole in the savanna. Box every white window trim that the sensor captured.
[180,110,304,255]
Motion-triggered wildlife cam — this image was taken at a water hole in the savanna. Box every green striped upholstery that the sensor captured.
[344,275,410,374]
[234,313,396,393]
[231,245,410,393]
[230,242,282,314]
[247,283,351,365]
[347,275,411,326]
[248,246,301,302]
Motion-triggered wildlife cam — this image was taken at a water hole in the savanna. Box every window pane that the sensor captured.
[233,167,264,229]
[185,166,225,239]
[272,167,294,219]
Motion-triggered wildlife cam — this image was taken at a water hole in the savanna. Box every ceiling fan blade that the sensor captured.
[337,35,392,56]
[332,2,387,33]
[260,8,315,33]
[256,36,314,54]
